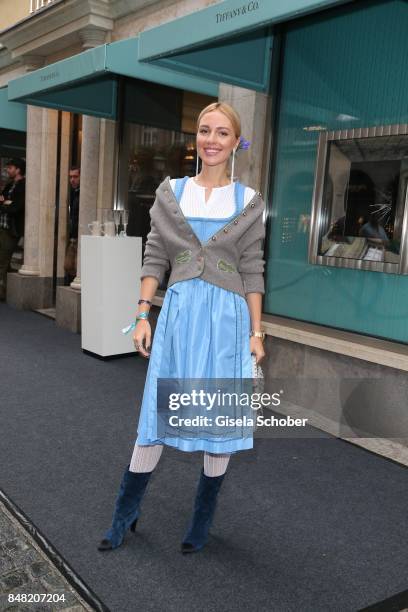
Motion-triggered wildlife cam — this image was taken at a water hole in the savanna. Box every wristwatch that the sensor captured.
[250,330,265,341]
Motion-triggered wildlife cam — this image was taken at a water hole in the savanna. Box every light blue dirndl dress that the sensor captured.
[135,176,253,454]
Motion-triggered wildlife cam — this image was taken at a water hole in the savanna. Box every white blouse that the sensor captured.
[170,177,256,219]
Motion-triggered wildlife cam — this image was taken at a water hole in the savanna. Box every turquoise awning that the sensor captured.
[144,28,274,93]
[7,37,218,119]
[138,0,354,92]
[0,87,26,132]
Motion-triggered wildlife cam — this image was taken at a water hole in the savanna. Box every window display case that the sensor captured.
[308,124,408,273]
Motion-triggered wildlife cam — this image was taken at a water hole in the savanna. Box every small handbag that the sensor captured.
[251,354,265,431]
[251,353,264,382]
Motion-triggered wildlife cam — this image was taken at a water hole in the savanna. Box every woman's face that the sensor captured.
[196,110,240,169]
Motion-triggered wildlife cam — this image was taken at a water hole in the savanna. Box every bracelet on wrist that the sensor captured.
[250,330,265,341]
[138,299,152,305]
[136,311,149,321]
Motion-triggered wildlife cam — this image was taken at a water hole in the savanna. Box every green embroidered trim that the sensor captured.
[217,258,236,273]
[175,249,192,264]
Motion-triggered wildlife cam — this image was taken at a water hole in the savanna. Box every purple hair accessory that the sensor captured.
[238,136,251,150]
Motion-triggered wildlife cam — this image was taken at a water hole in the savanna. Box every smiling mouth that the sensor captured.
[204,149,222,154]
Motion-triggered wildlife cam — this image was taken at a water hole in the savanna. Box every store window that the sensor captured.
[124,125,196,232]
[0,130,26,191]
[264,0,408,341]
[309,125,408,273]
[117,88,215,289]
[0,130,26,273]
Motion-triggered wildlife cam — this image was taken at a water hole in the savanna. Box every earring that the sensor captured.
[195,151,200,177]
[230,148,236,184]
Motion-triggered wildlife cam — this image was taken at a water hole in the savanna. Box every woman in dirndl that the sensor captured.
[98,102,266,554]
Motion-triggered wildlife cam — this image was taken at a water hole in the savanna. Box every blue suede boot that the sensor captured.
[181,468,226,554]
[98,465,152,551]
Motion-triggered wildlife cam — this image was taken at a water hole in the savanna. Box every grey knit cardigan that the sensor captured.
[140,176,266,299]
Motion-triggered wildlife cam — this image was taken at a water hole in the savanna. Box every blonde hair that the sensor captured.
[196,102,241,139]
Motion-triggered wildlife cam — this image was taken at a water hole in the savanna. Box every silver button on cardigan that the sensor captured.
[140,176,266,298]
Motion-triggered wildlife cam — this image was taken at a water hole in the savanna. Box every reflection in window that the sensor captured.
[317,133,408,268]
[120,124,197,289]
[125,125,196,234]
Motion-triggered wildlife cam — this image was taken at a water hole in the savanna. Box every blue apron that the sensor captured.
[135,177,253,453]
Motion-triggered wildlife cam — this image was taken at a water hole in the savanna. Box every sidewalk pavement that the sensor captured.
[0,500,92,612]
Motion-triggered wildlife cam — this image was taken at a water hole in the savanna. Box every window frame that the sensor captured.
[308,123,408,274]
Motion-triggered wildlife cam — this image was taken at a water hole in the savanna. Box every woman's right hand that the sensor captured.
[132,320,151,358]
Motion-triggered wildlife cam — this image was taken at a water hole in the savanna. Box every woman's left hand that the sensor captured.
[250,337,265,365]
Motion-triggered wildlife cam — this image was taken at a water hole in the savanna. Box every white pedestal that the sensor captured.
[81,236,142,357]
